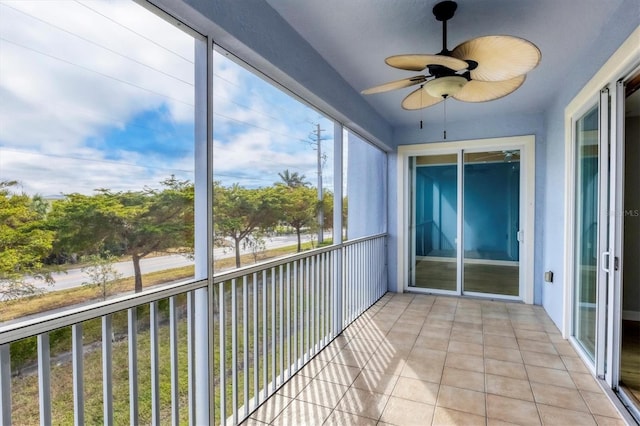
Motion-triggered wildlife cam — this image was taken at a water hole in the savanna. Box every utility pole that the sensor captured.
[315,123,324,244]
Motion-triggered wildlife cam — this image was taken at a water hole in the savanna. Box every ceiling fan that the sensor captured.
[361,0,541,110]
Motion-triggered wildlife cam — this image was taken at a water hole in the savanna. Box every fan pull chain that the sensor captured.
[443,96,447,139]
[420,85,424,129]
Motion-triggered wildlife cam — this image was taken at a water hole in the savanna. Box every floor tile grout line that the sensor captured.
[246,294,624,425]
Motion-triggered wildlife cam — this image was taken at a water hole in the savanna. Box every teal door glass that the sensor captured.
[573,104,599,361]
[463,151,521,296]
[411,154,458,291]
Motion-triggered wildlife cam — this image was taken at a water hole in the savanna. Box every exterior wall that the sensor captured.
[542,1,638,329]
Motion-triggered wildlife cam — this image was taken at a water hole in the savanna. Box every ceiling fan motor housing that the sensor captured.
[433,1,457,22]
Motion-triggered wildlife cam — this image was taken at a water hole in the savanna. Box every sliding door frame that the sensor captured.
[397,135,536,304]
[562,27,639,424]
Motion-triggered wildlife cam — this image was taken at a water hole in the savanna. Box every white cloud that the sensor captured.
[0,0,195,193]
[0,0,333,195]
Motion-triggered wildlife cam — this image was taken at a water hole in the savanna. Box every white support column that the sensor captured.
[193,34,212,425]
[333,122,344,336]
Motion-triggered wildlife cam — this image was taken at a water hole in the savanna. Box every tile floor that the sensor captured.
[243,293,628,425]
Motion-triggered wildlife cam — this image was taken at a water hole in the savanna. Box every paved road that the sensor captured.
[31,233,326,292]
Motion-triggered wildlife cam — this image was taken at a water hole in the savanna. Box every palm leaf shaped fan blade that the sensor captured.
[402,85,444,110]
[453,74,526,102]
[361,75,428,95]
[385,54,467,72]
[360,1,541,109]
[451,36,541,82]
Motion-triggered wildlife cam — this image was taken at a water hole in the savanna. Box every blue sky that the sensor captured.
[0,0,333,196]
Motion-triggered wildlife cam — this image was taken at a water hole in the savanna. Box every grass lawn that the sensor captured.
[0,239,330,323]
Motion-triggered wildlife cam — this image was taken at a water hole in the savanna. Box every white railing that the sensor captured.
[0,234,386,425]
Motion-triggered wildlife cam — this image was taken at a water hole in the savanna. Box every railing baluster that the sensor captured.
[279,264,284,384]
[102,315,113,426]
[252,272,259,407]
[320,253,325,345]
[0,343,11,426]
[186,291,195,426]
[321,252,327,345]
[242,276,249,417]
[366,242,369,307]
[317,253,322,347]
[150,302,160,425]
[169,296,179,426]
[262,269,268,399]
[127,308,138,426]
[343,247,348,326]
[360,243,364,314]
[293,261,298,372]
[72,324,84,426]
[304,258,309,360]
[37,333,51,426]
[218,282,226,425]
[231,278,238,425]
[359,243,362,314]
[310,255,315,356]
[0,344,11,426]
[270,265,276,391]
[286,262,291,379]
[300,258,305,363]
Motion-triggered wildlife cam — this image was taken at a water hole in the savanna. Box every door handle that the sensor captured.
[601,251,610,273]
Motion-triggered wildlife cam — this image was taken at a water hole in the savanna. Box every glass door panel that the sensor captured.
[573,104,599,361]
[462,151,521,296]
[410,154,458,291]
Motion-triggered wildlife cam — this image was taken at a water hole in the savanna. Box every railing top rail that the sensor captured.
[0,278,208,345]
[213,233,387,283]
[0,233,387,345]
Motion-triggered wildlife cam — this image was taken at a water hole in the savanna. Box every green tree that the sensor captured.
[213,182,281,268]
[276,184,317,252]
[0,181,55,301]
[49,176,194,293]
[278,169,309,188]
[321,189,334,232]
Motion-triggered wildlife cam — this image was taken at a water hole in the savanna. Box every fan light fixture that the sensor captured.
[361,1,541,110]
[423,75,467,98]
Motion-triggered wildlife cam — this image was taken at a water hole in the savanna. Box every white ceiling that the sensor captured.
[265,0,626,128]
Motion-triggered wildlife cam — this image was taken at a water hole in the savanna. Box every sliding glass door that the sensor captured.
[572,103,601,362]
[411,154,458,292]
[463,151,521,296]
[409,146,524,299]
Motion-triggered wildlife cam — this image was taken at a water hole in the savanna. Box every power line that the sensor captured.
[73,0,193,64]
[0,3,194,87]
[213,74,321,128]
[214,112,309,144]
[0,37,194,108]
